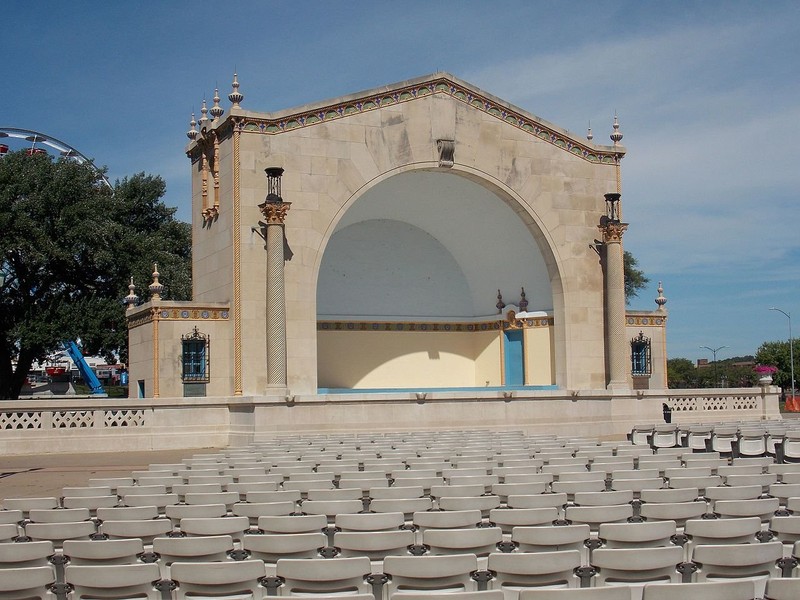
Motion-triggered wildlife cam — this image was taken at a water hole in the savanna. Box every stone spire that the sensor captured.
[187,112,198,140]
[496,290,505,313]
[519,287,529,312]
[199,98,209,127]
[228,72,244,109]
[149,263,164,301]
[610,114,623,145]
[210,87,224,121]
[124,277,138,311]
[587,121,593,141]
[655,281,667,311]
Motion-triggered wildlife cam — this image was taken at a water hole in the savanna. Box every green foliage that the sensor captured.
[667,356,759,389]
[0,150,190,399]
[667,358,696,388]
[755,340,799,392]
[623,250,649,304]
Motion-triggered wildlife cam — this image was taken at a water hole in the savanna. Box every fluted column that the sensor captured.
[600,218,629,390]
[259,185,291,389]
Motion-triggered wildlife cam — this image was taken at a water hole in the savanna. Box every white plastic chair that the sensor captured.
[334,529,414,560]
[243,531,326,562]
[100,519,173,544]
[65,563,162,600]
[170,560,266,600]
[488,550,581,592]
[590,545,683,585]
[383,553,479,595]
[489,508,558,534]
[423,527,502,556]
[0,565,55,600]
[276,556,372,595]
[642,580,756,600]
[691,541,782,582]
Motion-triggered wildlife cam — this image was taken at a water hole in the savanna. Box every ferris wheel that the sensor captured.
[0,126,112,189]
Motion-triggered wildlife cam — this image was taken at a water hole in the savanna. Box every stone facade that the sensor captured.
[127,72,668,403]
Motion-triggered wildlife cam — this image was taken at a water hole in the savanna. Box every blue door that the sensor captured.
[504,330,524,386]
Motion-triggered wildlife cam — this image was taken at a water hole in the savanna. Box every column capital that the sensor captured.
[259,201,292,224]
[598,220,628,243]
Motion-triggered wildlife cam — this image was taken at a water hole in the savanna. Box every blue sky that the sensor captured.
[4,1,798,363]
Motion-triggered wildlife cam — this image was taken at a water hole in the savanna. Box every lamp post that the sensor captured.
[700,345,728,387]
[769,307,795,399]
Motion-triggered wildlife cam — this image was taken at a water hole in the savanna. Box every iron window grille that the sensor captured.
[181,327,209,382]
[631,331,651,376]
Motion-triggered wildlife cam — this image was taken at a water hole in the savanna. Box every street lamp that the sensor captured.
[770,307,795,400]
[700,345,729,387]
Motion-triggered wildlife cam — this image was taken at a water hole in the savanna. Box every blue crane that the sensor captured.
[62,341,106,396]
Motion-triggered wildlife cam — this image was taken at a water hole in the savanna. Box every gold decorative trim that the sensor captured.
[127,307,230,329]
[259,201,292,224]
[152,308,159,399]
[232,122,243,396]
[317,318,553,332]
[599,221,628,243]
[625,315,667,327]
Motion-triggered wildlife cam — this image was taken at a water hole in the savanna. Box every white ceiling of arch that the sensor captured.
[318,170,552,318]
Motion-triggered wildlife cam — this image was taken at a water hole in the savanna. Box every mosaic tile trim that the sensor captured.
[317,318,554,333]
[626,316,666,327]
[127,307,230,329]
[212,76,619,165]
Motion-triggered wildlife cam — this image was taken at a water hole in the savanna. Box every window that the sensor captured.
[631,331,651,376]
[182,327,209,382]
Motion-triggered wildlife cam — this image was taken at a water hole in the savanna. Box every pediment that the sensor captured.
[197,72,623,164]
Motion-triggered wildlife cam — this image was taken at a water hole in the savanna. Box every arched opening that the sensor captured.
[316,170,558,391]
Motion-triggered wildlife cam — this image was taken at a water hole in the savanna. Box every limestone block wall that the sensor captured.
[227,85,617,395]
[126,302,232,399]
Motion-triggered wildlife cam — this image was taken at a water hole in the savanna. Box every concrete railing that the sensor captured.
[0,387,781,456]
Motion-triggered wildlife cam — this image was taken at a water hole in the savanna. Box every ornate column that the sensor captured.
[148,264,164,398]
[600,194,629,389]
[258,168,291,388]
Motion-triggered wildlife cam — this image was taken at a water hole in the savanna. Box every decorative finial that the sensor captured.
[610,114,623,145]
[124,277,139,311]
[587,121,593,141]
[187,112,198,140]
[655,281,667,311]
[518,287,528,312]
[496,290,505,314]
[199,98,209,127]
[210,87,224,120]
[149,263,164,301]
[229,72,244,109]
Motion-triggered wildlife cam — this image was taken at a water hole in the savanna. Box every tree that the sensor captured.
[755,339,800,392]
[667,358,697,388]
[623,250,649,304]
[0,150,190,399]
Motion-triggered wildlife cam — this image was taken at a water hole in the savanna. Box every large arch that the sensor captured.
[315,168,566,390]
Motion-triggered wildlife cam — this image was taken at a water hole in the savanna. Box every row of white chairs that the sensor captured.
[5,549,800,600]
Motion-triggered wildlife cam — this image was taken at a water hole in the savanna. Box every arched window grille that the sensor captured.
[182,327,209,382]
[631,331,651,376]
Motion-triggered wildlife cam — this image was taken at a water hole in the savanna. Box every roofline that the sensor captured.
[188,72,625,164]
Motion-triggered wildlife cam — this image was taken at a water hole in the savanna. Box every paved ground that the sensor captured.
[0,448,222,502]
[3,411,797,503]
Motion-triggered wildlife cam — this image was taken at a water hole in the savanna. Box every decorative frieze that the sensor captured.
[187,75,622,165]
[317,318,554,333]
[127,306,230,329]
